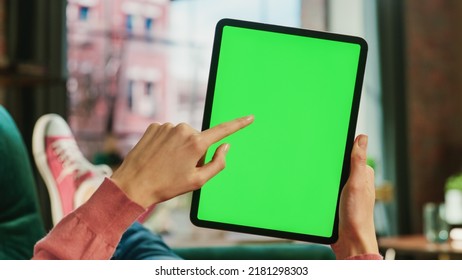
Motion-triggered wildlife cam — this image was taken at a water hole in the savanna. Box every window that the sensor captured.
[126,14,133,35]
[79,6,90,21]
[127,80,134,110]
[145,18,153,32]
[328,0,392,236]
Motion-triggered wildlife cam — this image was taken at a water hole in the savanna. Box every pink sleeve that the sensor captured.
[32,178,146,260]
[345,253,383,260]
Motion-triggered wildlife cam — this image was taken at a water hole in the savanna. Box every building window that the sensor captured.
[145,18,153,31]
[145,17,153,38]
[145,81,156,117]
[127,80,134,110]
[79,6,90,21]
[126,14,133,35]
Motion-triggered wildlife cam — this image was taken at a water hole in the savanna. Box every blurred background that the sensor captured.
[2,0,462,259]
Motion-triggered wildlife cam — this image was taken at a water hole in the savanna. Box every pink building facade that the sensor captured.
[66,0,171,157]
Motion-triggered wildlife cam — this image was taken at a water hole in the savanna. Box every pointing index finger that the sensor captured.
[200,115,254,146]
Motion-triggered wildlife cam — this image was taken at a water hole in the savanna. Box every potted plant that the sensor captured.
[444,172,462,225]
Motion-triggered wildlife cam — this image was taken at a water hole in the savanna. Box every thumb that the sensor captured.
[349,134,368,180]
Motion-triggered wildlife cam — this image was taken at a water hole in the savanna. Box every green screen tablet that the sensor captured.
[190,18,367,244]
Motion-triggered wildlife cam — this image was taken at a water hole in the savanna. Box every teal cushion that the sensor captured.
[0,106,46,259]
[173,243,336,260]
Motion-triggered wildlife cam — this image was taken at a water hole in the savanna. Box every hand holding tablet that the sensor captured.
[332,134,379,258]
[190,18,368,244]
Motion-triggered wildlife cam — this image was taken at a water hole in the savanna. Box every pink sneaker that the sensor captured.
[32,114,112,225]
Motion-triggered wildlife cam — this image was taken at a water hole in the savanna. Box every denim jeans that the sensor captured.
[111,222,182,260]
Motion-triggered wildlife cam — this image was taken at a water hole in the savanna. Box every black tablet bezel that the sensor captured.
[190,18,368,244]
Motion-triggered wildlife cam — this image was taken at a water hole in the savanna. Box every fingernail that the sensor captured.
[223,143,230,154]
[245,115,255,122]
[358,135,368,150]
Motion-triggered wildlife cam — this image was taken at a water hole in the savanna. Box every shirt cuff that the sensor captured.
[74,177,146,247]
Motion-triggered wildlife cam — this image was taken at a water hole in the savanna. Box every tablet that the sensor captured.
[190,18,367,244]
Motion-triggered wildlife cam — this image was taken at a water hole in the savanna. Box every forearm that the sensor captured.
[32,178,145,260]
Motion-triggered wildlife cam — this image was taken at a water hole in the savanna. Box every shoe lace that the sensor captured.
[51,138,110,183]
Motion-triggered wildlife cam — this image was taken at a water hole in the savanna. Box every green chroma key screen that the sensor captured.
[191,19,367,244]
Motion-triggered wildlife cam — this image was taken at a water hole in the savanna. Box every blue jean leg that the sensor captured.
[111,222,182,260]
